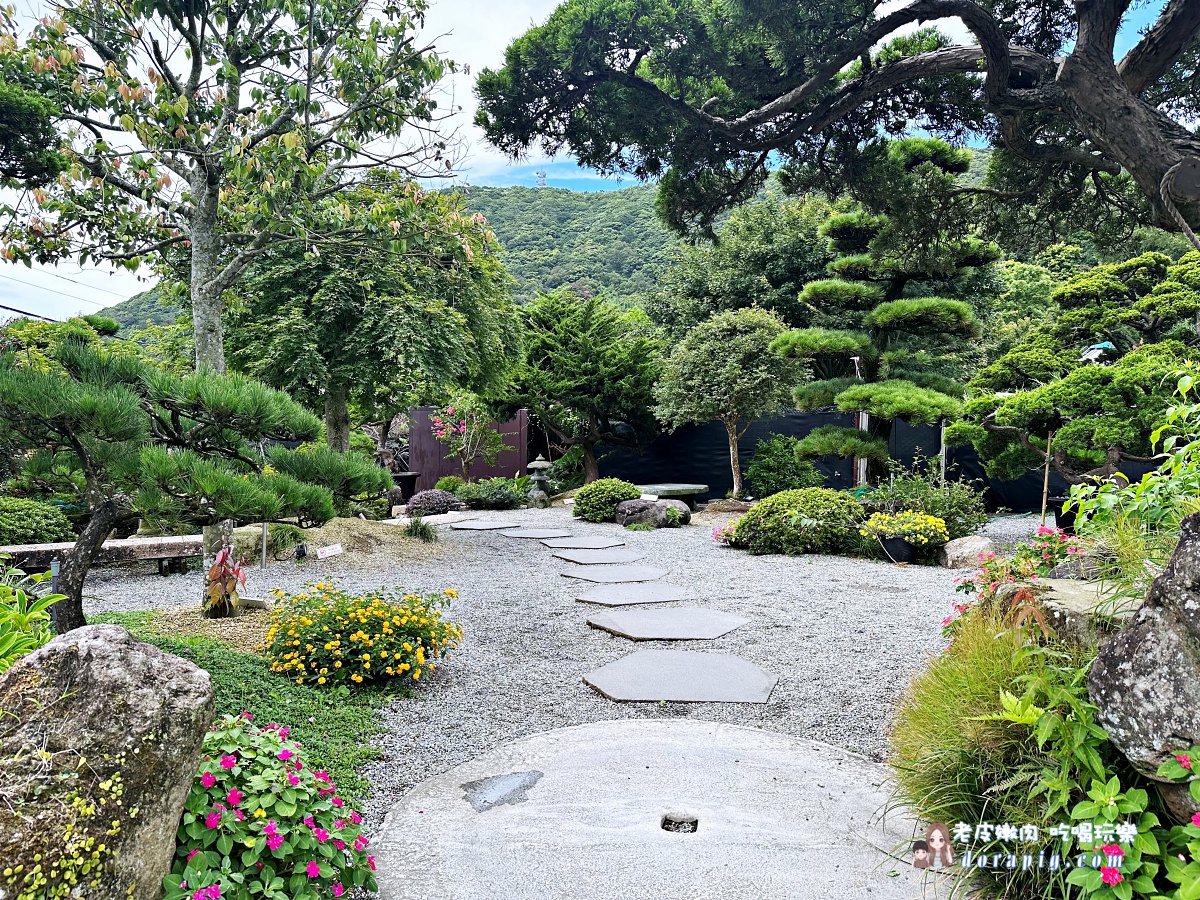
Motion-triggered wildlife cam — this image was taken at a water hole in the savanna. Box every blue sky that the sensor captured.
[6,0,1172,319]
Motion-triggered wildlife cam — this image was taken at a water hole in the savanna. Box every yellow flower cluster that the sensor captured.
[264,581,463,688]
[861,511,949,546]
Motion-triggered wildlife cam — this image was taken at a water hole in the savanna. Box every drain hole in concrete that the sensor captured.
[661,814,698,833]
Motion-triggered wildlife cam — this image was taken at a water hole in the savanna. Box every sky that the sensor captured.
[5,0,1169,321]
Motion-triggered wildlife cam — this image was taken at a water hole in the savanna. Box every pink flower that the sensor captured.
[1178,753,1193,770]
[226,788,243,806]
[349,811,362,825]
[354,835,369,851]
[303,816,315,827]
[941,615,954,626]
[186,849,200,862]
[1101,867,1123,886]
[332,797,343,808]
[264,820,278,836]
[205,811,222,829]
[333,885,345,898]
[314,771,331,784]
[368,855,376,871]
[278,750,293,761]
[266,833,283,851]
[334,819,346,830]
[306,860,321,878]
[1102,844,1123,857]
[234,809,245,821]
[201,771,216,788]
[333,839,346,850]
[288,774,299,786]
[220,755,237,769]
[241,712,253,720]
[1191,811,1200,827]
[278,727,290,739]
[446,406,455,415]
[314,827,330,842]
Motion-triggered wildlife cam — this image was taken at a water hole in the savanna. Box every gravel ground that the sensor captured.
[982,512,1042,549]
[83,505,975,831]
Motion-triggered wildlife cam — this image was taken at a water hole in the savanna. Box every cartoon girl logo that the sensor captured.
[926,822,954,868]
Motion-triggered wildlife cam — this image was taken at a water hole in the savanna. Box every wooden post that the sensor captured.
[1040,430,1055,527]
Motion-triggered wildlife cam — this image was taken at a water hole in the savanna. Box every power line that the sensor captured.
[0,303,58,322]
[0,272,108,308]
[35,268,133,300]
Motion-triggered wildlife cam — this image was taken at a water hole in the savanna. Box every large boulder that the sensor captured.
[1089,513,1200,820]
[938,535,996,569]
[615,498,692,528]
[0,625,215,900]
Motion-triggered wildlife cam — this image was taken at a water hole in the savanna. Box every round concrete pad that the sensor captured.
[500,528,573,539]
[540,536,626,549]
[372,719,922,900]
[584,650,777,703]
[561,565,668,583]
[575,582,691,606]
[587,607,748,641]
[551,548,644,565]
[449,520,521,531]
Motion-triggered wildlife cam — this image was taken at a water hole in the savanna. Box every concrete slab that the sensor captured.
[584,650,777,703]
[373,719,922,900]
[587,607,748,641]
[575,582,692,606]
[561,565,668,584]
[551,548,644,566]
[382,511,477,527]
[540,536,626,550]
[449,520,522,531]
[501,528,573,539]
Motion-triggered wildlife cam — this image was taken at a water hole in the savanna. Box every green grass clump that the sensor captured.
[624,523,656,531]
[90,611,393,800]
[403,517,438,542]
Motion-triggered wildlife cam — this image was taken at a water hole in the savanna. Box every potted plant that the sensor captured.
[861,511,949,563]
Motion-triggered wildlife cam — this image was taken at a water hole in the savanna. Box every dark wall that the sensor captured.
[408,408,528,492]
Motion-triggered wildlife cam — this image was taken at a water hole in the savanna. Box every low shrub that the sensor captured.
[729,488,861,555]
[455,477,524,510]
[664,505,685,528]
[404,489,460,517]
[434,475,465,493]
[861,511,948,546]
[625,523,656,532]
[955,527,1086,605]
[860,459,987,540]
[265,582,463,686]
[0,496,75,544]
[165,713,377,900]
[573,478,641,523]
[746,433,825,497]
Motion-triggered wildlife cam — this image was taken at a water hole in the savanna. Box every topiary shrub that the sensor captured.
[0,496,75,544]
[455,477,524,510]
[573,478,641,523]
[746,434,825,497]
[404,489,461,517]
[729,488,861,555]
[435,475,465,493]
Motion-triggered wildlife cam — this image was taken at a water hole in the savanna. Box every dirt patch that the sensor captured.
[233,517,452,565]
[149,604,273,654]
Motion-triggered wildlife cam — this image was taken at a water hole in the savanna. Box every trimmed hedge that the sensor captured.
[0,496,76,545]
[573,478,641,523]
[746,434,825,497]
[405,489,461,517]
[730,488,861,555]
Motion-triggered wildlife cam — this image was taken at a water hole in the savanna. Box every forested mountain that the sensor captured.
[97,286,179,331]
[457,184,674,301]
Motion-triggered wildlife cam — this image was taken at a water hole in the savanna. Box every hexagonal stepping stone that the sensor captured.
[501,528,573,539]
[587,607,748,641]
[551,548,644,566]
[450,520,521,531]
[540,536,625,550]
[575,582,691,606]
[584,650,777,703]
[560,565,667,584]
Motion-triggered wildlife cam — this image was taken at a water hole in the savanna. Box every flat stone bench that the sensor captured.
[636,483,709,510]
[0,534,203,576]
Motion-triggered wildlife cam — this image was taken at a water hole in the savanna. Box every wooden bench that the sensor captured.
[0,535,204,575]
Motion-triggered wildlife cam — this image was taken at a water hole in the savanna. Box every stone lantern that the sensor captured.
[526,455,552,508]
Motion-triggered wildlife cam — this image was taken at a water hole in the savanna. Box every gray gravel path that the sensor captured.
[82,506,965,830]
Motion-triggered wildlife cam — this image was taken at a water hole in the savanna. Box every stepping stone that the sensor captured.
[382,511,479,527]
[560,565,667,584]
[450,520,522,531]
[575,582,691,606]
[584,650,777,703]
[540,536,625,550]
[551,549,644,566]
[587,607,748,641]
[501,528,573,539]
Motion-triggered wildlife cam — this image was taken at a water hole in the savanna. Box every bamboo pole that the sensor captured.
[1040,431,1055,527]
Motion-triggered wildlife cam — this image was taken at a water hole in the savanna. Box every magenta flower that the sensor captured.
[288,773,299,786]
[1191,811,1200,827]
[332,885,345,898]
[186,849,200,862]
[1101,867,1123,886]
[226,788,243,806]
[201,771,216,788]
[332,797,343,808]
[354,835,369,852]
[279,726,290,739]
[314,827,330,842]
[1178,753,1193,770]
[349,811,362,824]
[314,771,331,784]
[264,820,278,836]
[205,811,222,829]
[219,755,237,769]
[334,819,346,830]
[333,839,346,850]
[305,860,321,878]
[368,854,376,871]
[266,833,284,851]
[278,749,293,761]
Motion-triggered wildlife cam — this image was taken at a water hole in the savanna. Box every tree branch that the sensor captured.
[1117,0,1200,94]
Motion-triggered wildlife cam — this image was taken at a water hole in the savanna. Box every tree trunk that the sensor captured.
[581,443,600,483]
[54,500,120,633]
[866,415,893,485]
[724,419,744,498]
[190,178,225,373]
[325,383,351,453]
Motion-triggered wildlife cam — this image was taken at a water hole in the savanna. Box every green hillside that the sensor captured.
[457,184,674,301]
[97,286,180,331]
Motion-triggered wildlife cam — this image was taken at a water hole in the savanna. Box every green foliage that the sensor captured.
[1033,243,1090,280]
[96,286,181,332]
[165,713,377,900]
[0,496,75,544]
[265,446,392,506]
[663,505,684,527]
[0,60,65,186]
[793,425,891,463]
[573,478,641,523]
[402,517,437,543]
[859,460,988,541]
[0,559,62,673]
[79,314,120,337]
[728,488,861,556]
[404,490,460,517]
[265,582,462,687]
[455,477,524,510]
[430,394,507,482]
[863,298,978,337]
[746,434,825,497]
[434,476,465,493]
[624,522,656,532]
[833,380,963,424]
